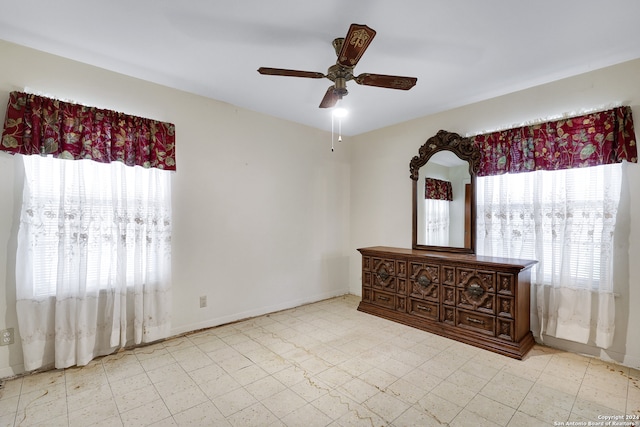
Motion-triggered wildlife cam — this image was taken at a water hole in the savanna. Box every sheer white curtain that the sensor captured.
[476,164,622,348]
[16,155,172,371]
[425,199,450,246]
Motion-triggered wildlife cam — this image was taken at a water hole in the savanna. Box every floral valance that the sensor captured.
[425,177,453,201]
[1,91,176,170]
[471,106,636,177]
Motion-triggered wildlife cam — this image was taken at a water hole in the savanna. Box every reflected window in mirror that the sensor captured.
[417,152,471,248]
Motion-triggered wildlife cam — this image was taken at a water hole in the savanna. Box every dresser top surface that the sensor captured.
[358,246,538,270]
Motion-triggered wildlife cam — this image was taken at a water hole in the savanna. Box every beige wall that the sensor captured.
[349,58,640,368]
[0,40,352,377]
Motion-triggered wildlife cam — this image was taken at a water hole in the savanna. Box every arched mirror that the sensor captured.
[410,130,480,253]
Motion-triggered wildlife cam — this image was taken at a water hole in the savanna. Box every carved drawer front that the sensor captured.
[497,296,514,319]
[497,273,515,295]
[396,260,407,278]
[363,271,373,288]
[371,290,395,310]
[442,266,456,286]
[497,318,515,341]
[442,285,456,306]
[456,268,496,293]
[372,258,396,292]
[362,287,372,303]
[409,263,440,302]
[409,299,438,321]
[457,309,495,336]
[396,295,407,312]
[362,256,372,272]
[397,278,408,295]
[441,305,455,325]
[457,288,495,315]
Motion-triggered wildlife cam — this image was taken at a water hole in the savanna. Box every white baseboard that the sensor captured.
[170,289,349,337]
[0,364,24,379]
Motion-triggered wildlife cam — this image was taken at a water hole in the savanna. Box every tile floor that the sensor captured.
[0,295,638,427]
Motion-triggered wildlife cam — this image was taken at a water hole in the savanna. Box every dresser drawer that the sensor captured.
[372,258,397,291]
[371,290,396,310]
[497,295,514,318]
[441,285,455,306]
[363,271,373,287]
[497,273,515,295]
[409,299,438,321]
[457,288,495,315]
[457,268,496,293]
[497,318,515,341]
[409,263,440,301]
[457,309,495,336]
[362,256,372,272]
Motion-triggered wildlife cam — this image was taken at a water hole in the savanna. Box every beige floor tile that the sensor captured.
[450,408,501,427]
[243,375,287,401]
[507,410,550,427]
[68,398,120,427]
[416,392,463,424]
[226,402,276,427]
[119,398,172,427]
[334,402,387,427]
[465,394,516,426]
[289,376,330,402]
[571,397,625,422]
[210,387,258,417]
[338,377,381,404]
[577,383,628,412]
[310,392,357,420]
[172,400,229,426]
[431,379,477,407]
[384,378,428,405]
[280,403,333,427]
[260,388,307,419]
[392,405,444,427]
[362,390,410,423]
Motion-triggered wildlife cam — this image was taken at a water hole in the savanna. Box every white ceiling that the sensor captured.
[1,1,640,136]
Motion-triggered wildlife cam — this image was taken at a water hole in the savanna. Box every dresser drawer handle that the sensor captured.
[467,283,485,297]
[377,295,390,302]
[417,275,431,287]
[466,316,485,325]
[417,304,432,312]
[377,270,390,281]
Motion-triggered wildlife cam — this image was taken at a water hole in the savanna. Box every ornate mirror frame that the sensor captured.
[410,130,481,253]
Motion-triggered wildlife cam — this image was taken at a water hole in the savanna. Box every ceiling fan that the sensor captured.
[258,23,418,108]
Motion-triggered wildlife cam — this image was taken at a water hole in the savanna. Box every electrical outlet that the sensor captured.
[199,296,207,308]
[0,328,14,346]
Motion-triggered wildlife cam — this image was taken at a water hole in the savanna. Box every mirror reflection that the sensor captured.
[416,151,471,248]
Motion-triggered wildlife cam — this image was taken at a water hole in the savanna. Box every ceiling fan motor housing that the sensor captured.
[334,77,348,97]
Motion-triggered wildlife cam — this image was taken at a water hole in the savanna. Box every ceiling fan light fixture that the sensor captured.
[332,106,348,118]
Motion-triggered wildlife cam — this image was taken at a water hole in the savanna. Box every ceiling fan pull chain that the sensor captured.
[331,113,335,152]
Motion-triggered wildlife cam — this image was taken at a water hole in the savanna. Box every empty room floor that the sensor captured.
[0,295,638,427]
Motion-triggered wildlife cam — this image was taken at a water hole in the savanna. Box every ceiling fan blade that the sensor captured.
[355,73,418,90]
[319,86,339,108]
[337,24,376,67]
[257,67,325,79]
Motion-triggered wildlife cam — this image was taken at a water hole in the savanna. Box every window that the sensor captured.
[476,163,621,291]
[21,155,172,298]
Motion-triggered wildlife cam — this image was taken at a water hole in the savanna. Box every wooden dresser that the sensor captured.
[357,246,537,359]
